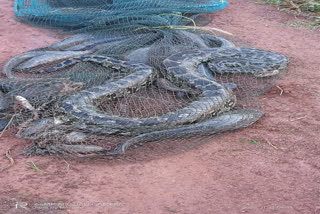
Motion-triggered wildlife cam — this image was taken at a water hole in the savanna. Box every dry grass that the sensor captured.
[264,0,320,26]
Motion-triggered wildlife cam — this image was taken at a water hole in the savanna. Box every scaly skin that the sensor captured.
[2,37,289,156]
[58,55,235,133]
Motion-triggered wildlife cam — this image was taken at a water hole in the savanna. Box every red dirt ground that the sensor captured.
[0,0,320,213]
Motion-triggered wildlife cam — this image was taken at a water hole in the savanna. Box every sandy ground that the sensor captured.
[0,0,320,213]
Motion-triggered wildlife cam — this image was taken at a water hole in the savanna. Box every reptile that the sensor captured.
[0,78,83,131]
[20,109,264,156]
[1,33,288,155]
[57,54,235,133]
[19,47,287,133]
[58,47,287,154]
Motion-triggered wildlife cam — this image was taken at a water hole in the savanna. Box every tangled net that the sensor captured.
[0,0,289,158]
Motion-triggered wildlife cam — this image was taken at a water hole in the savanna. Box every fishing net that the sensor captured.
[0,0,289,159]
[14,0,227,32]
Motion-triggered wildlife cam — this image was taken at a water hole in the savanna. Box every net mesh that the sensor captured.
[14,0,227,32]
[0,0,289,158]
